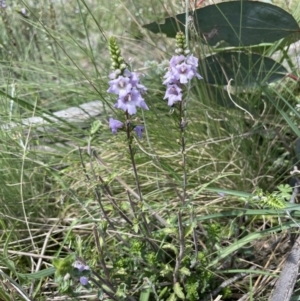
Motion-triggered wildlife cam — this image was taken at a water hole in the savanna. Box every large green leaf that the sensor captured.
[143,1,299,47]
[204,85,255,111]
[202,51,287,86]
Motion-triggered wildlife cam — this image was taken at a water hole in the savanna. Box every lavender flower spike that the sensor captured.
[107,37,149,116]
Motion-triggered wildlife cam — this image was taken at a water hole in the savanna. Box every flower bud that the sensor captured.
[118,57,124,63]
[120,63,127,70]
[108,37,124,71]
[175,32,187,53]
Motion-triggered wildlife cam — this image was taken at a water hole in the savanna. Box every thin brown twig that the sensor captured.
[29,222,58,297]
[92,151,169,227]
[173,212,185,284]
[92,225,110,281]
[78,147,130,246]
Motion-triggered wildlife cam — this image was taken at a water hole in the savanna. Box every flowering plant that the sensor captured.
[54,29,208,301]
[163,52,202,106]
[106,37,148,139]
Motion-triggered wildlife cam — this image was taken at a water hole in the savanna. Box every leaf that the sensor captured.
[0,269,32,301]
[173,282,185,300]
[52,254,76,277]
[295,138,300,162]
[162,227,178,235]
[179,267,191,276]
[207,221,296,268]
[159,286,169,298]
[202,85,255,111]
[133,222,139,233]
[184,224,194,238]
[160,264,174,277]
[167,292,177,301]
[204,187,252,198]
[143,1,299,47]
[203,51,287,86]
[17,267,55,280]
[139,288,151,301]
[162,243,178,256]
[0,288,11,301]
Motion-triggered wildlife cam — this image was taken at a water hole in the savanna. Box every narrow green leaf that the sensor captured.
[159,286,169,298]
[204,187,252,198]
[191,206,300,225]
[219,268,277,277]
[139,288,151,301]
[0,288,12,301]
[208,221,296,268]
[17,267,56,280]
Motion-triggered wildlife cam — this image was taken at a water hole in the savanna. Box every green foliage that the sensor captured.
[173,282,185,299]
[255,186,292,209]
[222,286,232,299]
[143,0,300,124]
[52,254,76,278]
[185,276,199,301]
[143,1,299,46]
[203,52,287,86]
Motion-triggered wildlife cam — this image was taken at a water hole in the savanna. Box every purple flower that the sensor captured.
[73,261,90,272]
[175,62,196,84]
[163,69,177,85]
[80,276,89,286]
[163,55,188,85]
[21,8,27,16]
[163,54,202,85]
[169,55,186,66]
[164,84,182,106]
[109,117,123,134]
[134,125,144,139]
[107,69,149,115]
[73,261,90,286]
[124,70,147,93]
[186,54,202,80]
[107,76,132,97]
[186,54,198,69]
[115,88,148,115]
